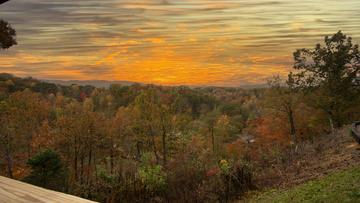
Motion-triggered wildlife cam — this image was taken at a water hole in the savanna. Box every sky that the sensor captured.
[0,0,360,86]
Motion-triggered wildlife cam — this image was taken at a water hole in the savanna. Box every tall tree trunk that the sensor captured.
[334,109,342,128]
[3,134,13,178]
[110,145,114,175]
[93,151,98,183]
[74,141,78,182]
[329,116,335,134]
[161,124,167,166]
[211,126,215,153]
[136,141,142,160]
[87,145,92,185]
[149,126,159,163]
[27,132,33,159]
[4,149,13,178]
[86,145,93,199]
[80,152,84,184]
[152,135,159,163]
[328,107,341,132]
[27,137,31,159]
[288,108,296,143]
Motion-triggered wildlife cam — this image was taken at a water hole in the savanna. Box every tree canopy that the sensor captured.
[293,31,360,127]
[0,19,16,50]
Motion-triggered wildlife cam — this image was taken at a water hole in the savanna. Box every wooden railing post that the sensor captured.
[350,121,360,144]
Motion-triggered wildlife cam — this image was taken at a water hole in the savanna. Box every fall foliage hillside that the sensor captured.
[0,31,359,203]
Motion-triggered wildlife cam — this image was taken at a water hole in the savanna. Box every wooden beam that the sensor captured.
[0,176,97,203]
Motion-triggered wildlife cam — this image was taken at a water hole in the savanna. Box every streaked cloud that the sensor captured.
[0,0,359,86]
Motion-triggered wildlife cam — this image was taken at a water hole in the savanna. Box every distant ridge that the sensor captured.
[43,79,139,88]
[44,79,268,89]
[0,73,267,89]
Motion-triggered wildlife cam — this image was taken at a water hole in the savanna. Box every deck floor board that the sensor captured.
[0,176,97,203]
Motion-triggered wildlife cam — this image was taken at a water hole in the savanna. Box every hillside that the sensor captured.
[242,127,360,202]
[0,73,359,202]
[245,166,360,203]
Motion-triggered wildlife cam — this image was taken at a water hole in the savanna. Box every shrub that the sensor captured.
[24,149,68,192]
[138,153,167,194]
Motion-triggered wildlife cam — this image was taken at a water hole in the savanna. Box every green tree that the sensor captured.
[0,19,16,49]
[138,153,167,193]
[293,31,360,128]
[25,150,68,191]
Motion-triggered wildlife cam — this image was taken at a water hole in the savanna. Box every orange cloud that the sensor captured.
[2,0,356,86]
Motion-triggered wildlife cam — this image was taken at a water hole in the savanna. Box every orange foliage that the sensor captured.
[250,116,290,145]
[31,121,56,154]
[226,139,246,158]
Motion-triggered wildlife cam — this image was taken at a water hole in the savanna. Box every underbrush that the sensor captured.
[90,155,254,203]
[246,166,360,203]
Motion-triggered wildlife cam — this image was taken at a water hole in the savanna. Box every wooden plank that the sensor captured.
[0,176,97,203]
[351,121,360,144]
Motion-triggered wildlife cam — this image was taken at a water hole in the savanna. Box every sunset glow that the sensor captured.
[1,0,359,86]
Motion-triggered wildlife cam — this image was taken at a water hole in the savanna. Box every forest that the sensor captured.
[0,31,359,202]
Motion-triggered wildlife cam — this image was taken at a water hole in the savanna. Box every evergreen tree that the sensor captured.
[25,150,68,192]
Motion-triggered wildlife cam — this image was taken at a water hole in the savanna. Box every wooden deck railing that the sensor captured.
[351,121,360,144]
[0,176,97,203]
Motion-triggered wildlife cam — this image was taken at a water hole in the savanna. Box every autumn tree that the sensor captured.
[203,110,221,154]
[293,31,360,128]
[0,77,264,201]
[0,99,15,178]
[55,101,84,185]
[266,73,299,144]
[109,84,139,108]
[133,89,161,163]
[0,90,49,178]
[108,106,136,173]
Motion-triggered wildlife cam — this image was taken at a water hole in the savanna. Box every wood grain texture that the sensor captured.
[0,176,97,203]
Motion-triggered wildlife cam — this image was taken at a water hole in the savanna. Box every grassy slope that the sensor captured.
[246,166,360,203]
